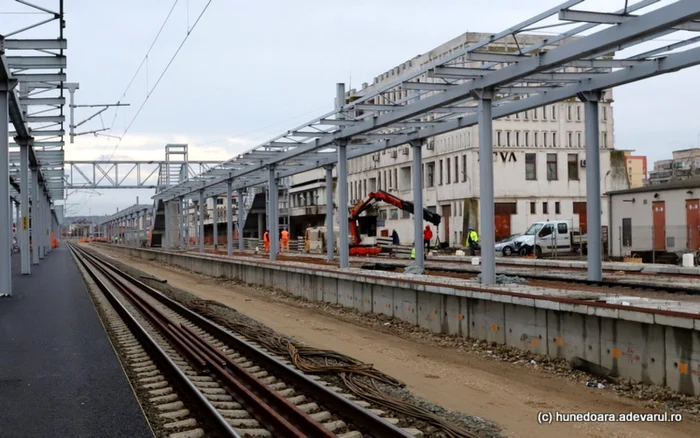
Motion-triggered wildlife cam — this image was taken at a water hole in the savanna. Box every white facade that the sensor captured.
[288,31,629,246]
[608,180,700,258]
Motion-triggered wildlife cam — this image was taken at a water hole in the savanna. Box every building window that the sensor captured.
[524,110,529,120]
[542,107,547,120]
[388,170,392,189]
[530,202,536,214]
[547,153,558,180]
[402,210,410,219]
[525,153,537,180]
[568,132,572,148]
[543,202,549,214]
[394,169,398,189]
[378,172,382,190]
[497,131,502,146]
[525,131,529,146]
[622,218,632,246]
[454,157,459,184]
[568,153,579,180]
[555,201,561,214]
[446,158,451,184]
[506,131,511,147]
[543,132,548,147]
[552,132,557,147]
[439,160,443,185]
[462,155,467,182]
[534,132,538,146]
[515,112,519,119]
[390,209,399,220]
[576,105,581,121]
[577,132,582,148]
[567,105,572,120]
[551,106,556,120]
[603,106,607,121]
[603,132,608,148]
[516,131,520,146]
[426,162,435,187]
[533,108,538,120]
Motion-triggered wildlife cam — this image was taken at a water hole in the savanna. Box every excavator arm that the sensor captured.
[348,190,441,245]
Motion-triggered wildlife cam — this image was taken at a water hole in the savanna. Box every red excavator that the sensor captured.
[348,190,442,256]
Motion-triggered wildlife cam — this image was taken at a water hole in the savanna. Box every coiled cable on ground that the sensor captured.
[154,289,481,438]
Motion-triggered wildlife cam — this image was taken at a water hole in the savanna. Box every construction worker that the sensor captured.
[281,228,289,252]
[423,225,433,252]
[466,226,479,256]
[263,229,270,252]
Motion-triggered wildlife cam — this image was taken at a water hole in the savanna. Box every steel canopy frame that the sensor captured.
[154,0,700,203]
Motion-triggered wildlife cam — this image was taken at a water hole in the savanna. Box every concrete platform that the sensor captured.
[0,245,151,438]
[106,243,700,397]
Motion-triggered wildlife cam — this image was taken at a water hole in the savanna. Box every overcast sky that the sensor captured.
[4,0,700,217]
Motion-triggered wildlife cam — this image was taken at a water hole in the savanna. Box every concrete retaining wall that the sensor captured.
[104,244,700,396]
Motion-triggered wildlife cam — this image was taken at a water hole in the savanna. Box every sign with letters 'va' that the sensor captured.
[476,151,517,163]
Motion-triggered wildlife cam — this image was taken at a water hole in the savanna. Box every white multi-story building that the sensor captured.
[295,32,630,246]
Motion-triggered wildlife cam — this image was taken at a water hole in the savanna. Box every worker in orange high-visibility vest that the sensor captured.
[281,228,289,252]
[263,230,270,252]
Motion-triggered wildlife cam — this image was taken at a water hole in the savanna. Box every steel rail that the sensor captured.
[73,244,414,438]
[67,244,241,438]
[73,244,335,438]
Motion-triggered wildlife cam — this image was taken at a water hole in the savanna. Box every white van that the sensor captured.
[513,220,574,257]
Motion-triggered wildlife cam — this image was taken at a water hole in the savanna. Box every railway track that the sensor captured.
[357,260,700,296]
[69,243,430,438]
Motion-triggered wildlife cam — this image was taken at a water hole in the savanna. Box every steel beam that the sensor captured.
[19,144,31,274]
[411,140,424,272]
[227,181,233,256]
[268,167,278,261]
[475,89,495,285]
[7,56,67,69]
[199,191,204,253]
[237,189,245,252]
[325,165,334,262]
[4,39,67,50]
[559,9,700,32]
[18,97,66,106]
[212,195,218,250]
[12,73,67,82]
[580,91,603,282]
[32,168,40,263]
[0,84,12,295]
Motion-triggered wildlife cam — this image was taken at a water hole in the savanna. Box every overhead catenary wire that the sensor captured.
[105,0,213,164]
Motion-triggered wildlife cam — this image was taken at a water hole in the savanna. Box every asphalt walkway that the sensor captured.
[0,245,151,437]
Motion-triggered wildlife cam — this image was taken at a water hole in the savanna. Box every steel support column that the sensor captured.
[475,89,495,285]
[268,167,279,261]
[33,174,42,262]
[337,142,349,268]
[410,140,425,272]
[198,190,204,253]
[580,91,603,282]
[180,197,186,249]
[324,165,334,262]
[0,87,11,294]
[19,144,30,274]
[212,196,219,250]
[226,180,233,256]
[237,189,245,252]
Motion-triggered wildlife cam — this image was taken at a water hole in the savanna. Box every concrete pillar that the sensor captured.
[411,140,424,272]
[237,189,245,252]
[325,165,334,261]
[268,167,278,261]
[580,91,603,282]
[19,143,30,274]
[198,190,204,253]
[212,196,219,250]
[475,89,495,285]
[0,84,12,295]
[227,181,233,256]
